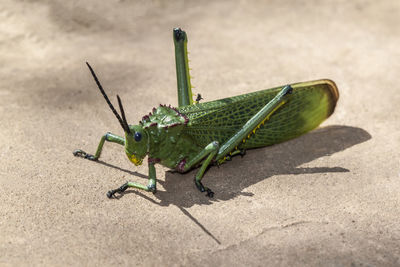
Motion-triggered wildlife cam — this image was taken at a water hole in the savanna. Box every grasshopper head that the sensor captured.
[124,125,148,166]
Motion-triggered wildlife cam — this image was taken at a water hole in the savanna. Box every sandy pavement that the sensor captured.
[1,0,399,266]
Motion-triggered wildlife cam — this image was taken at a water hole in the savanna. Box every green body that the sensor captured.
[74,28,339,198]
[139,79,338,170]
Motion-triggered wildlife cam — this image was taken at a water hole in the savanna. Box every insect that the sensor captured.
[74,28,339,198]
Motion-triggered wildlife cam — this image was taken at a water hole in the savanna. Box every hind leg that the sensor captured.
[216,85,293,162]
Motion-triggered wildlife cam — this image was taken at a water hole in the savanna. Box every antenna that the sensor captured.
[86,62,130,133]
[117,95,131,134]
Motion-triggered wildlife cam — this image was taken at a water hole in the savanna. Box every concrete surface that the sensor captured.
[1,0,399,266]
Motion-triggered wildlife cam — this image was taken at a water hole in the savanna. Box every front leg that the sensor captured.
[73,132,125,161]
[107,161,157,198]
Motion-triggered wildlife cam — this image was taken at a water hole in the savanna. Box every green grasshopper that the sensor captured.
[74,28,339,198]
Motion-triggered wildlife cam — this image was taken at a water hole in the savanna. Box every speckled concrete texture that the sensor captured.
[0,0,399,266]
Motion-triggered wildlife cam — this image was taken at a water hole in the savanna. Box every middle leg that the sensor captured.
[182,141,220,197]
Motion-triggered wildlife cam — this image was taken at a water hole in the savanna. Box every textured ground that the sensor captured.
[1,0,399,266]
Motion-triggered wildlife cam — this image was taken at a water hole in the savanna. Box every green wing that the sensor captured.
[178,79,339,149]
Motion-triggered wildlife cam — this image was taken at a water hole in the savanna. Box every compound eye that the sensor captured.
[134,132,142,142]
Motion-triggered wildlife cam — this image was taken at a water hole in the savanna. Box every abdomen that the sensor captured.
[179,79,339,149]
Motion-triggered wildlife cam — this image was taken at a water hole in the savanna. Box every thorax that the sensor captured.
[140,105,201,168]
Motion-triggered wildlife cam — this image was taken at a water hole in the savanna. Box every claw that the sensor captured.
[206,188,214,198]
[107,190,116,199]
[195,179,214,198]
[195,94,203,102]
[73,149,84,157]
[107,182,129,199]
[73,149,97,161]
